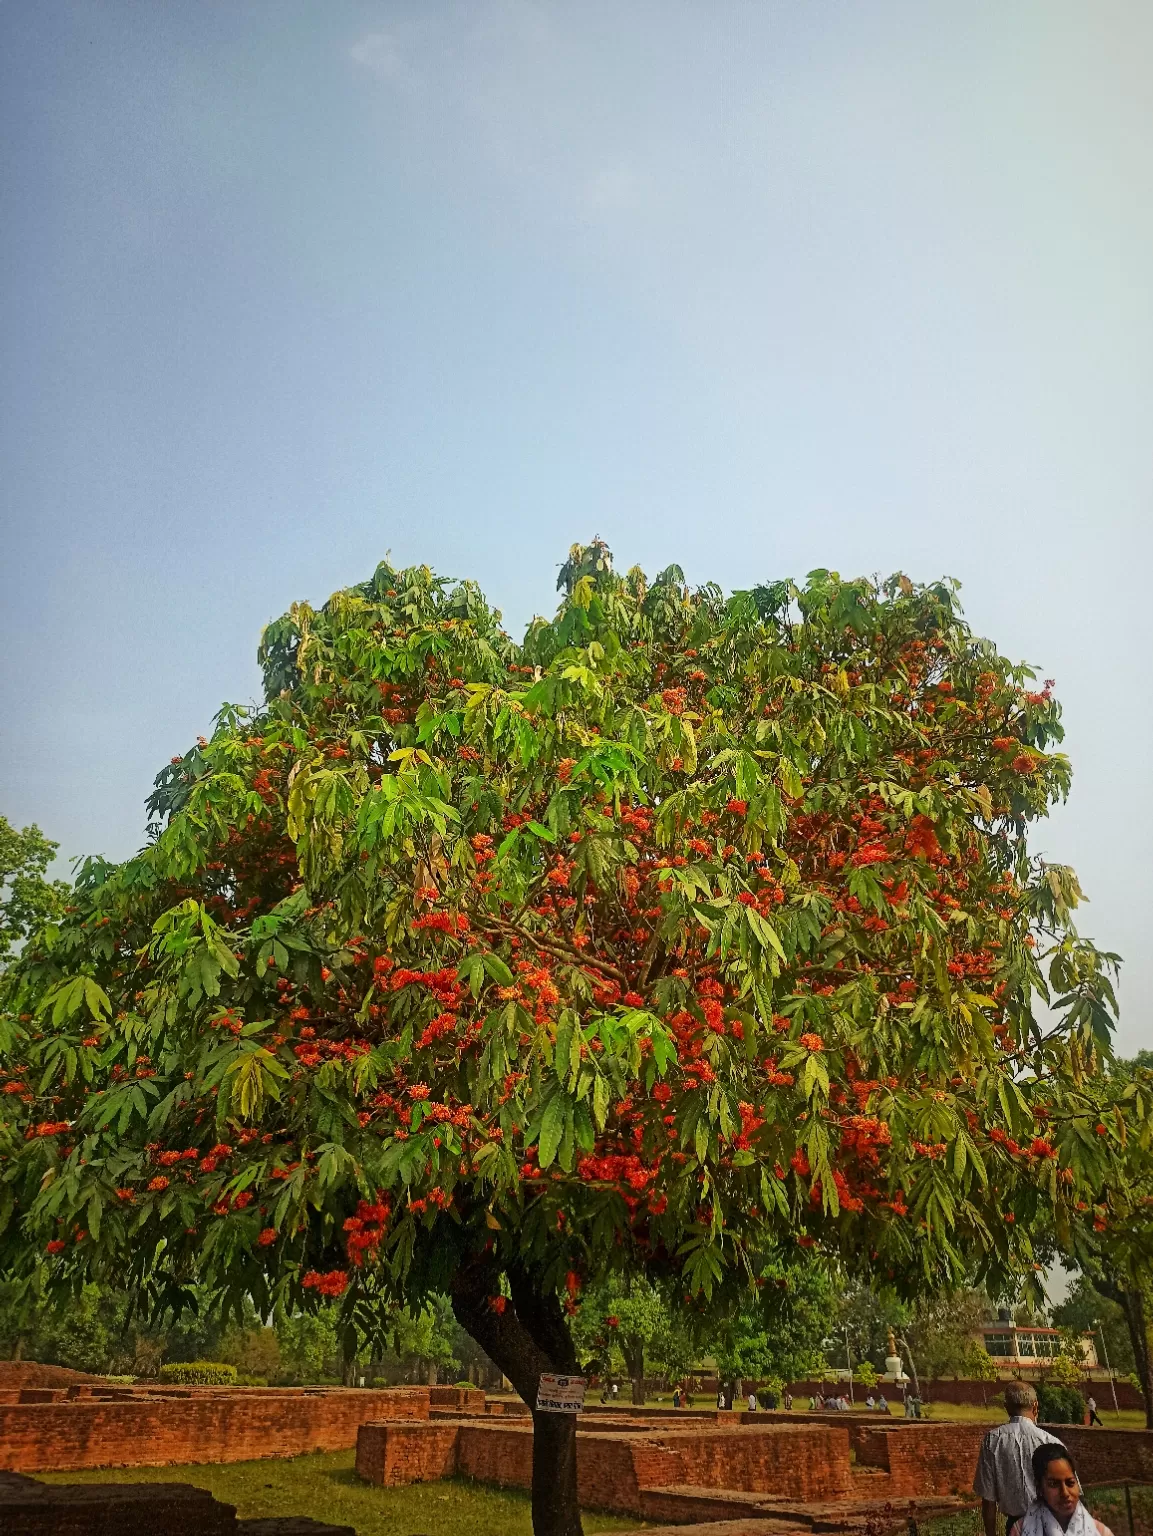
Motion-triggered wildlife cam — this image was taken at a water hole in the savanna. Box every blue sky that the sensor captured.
[1,2,1150,1054]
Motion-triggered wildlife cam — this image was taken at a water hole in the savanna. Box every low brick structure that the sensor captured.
[0,1385,428,1474]
[356,1398,1153,1527]
[0,1469,354,1536]
[1052,1427,1153,1487]
[0,1362,106,1387]
[428,1384,486,1412]
[357,1415,855,1519]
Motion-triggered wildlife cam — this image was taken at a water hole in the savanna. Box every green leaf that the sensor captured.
[538,1093,568,1169]
[592,1073,610,1131]
[227,1048,290,1120]
[483,953,515,987]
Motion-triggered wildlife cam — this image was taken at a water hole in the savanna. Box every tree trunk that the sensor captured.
[899,1336,921,1397]
[1119,1289,1153,1430]
[427,1361,438,1386]
[452,1254,583,1536]
[1095,1277,1153,1429]
[626,1340,646,1406]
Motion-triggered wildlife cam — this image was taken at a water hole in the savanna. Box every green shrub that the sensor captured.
[1046,1354,1084,1389]
[102,1374,136,1384]
[1037,1383,1085,1424]
[158,1361,238,1386]
[454,1380,474,1391]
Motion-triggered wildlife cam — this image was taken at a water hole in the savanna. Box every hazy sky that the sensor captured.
[2,2,1150,1054]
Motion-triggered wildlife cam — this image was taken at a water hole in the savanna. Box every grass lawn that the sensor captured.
[914,1403,1148,1431]
[702,1400,1148,1430]
[39,1449,642,1536]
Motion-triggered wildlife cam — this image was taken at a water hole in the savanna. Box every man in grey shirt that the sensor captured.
[973,1383,1063,1536]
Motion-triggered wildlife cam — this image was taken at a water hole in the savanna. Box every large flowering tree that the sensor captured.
[0,542,1133,1536]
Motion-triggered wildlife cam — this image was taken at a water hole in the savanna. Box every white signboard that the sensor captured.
[536,1373,587,1414]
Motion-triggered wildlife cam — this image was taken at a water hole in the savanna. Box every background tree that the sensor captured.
[0,543,1136,1536]
[834,1279,909,1372]
[0,818,69,964]
[1060,1052,1153,1424]
[570,1274,686,1405]
[274,1304,340,1385]
[712,1258,832,1402]
[383,1293,461,1385]
[1051,1274,1135,1376]
[906,1289,991,1379]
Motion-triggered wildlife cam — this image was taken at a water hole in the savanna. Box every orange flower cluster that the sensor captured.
[302,1269,349,1297]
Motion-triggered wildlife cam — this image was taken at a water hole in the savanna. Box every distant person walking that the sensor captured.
[1086,1396,1103,1427]
[974,1382,1063,1536]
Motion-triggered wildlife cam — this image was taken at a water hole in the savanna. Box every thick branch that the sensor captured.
[509,1261,579,1373]
[478,913,629,986]
[449,1250,555,1403]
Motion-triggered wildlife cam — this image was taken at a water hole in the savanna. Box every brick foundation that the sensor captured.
[0,1363,105,1391]
[0,1386,429,1474]
[356,1403,1153,1522]
[428,1384,486,1412]
[356,1416,852,1516]
[0,1469,355,1536]
[355,1420,462,1485]
[1052,1427,1153,1486]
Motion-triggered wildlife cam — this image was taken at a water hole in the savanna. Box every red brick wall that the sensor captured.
[1050,1427,1153,1486]
[428,1385,486,1413]
[456,1424,653,1516]
[356,1416,853,1515]
[667,1424,852,1500]
[353,1412,1153,1518]
[745,1412,990,1498]
[0,1387,429,1474]
[0,1364,104,1391]
[880,1424,989,1496]
[356,1421,460,1485]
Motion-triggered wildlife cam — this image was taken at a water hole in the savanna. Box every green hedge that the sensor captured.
[1037,1383,1085,1424]
[158,1361,238,1386]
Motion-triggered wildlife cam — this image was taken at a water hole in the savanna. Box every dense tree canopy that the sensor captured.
[0,541,1138,1533]
[1059,1051,1153,1423]
[0,818,69,962]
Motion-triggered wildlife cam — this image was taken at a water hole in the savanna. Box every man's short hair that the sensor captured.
[1005,1382,1038,1413]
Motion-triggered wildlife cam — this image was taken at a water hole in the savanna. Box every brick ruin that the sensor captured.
[0,1375,428,1475]
[0,1468,357,1536]
[358,1392,1153,1532]
[0,1366,1149,1535]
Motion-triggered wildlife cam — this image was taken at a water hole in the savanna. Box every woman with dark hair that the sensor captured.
[1008,1444,1113,1536]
